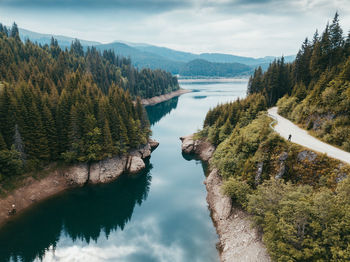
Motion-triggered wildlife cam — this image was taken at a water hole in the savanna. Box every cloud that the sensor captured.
[0,0,349,57]
[0,0,192,13]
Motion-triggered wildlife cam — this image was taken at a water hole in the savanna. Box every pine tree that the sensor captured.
[42,104,58,160]
[329,12,344,66]
[102,119,115,156]
[118,119,129,154]
[13,124,26,161]
[294,38,312,86]
[0,132,6,151]
[10,22,19,39]
[0,87,15,147]
[329,12,344,50]
[219,119,233,142]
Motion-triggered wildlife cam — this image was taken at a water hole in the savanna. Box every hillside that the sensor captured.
[248,12,350,152]
[0,22,178,187]
[192,13,350,261]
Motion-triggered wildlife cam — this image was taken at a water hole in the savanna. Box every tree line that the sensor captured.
[247,12,350,152]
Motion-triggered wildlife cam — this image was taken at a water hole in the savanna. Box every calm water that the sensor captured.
[0,79,248,262]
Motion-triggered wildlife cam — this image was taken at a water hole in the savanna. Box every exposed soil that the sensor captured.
[141,89,191,106]
[0,168,73,227]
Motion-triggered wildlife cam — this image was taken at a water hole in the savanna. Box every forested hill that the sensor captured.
[194,13,350,262]
[247,12,350,152]
[179,59,252,77]
[1,23,179,99]
[0,22,176,181]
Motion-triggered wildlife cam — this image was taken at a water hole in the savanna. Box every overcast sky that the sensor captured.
[0,0,349,57]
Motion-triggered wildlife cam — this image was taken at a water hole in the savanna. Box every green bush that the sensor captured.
[277,95,298,118]
[222,177,252,208]
[247,177,350,261]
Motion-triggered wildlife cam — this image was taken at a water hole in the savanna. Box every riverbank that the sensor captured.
[0,139,159,227]
[180,135,270,262]
[141,89,191,106]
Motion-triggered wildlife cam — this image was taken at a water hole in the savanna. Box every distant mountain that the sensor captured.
[94,42,184,73]
[18,27,295,77]
[19,28,100,47]
[128,43,198,62]
[126,43,295,66]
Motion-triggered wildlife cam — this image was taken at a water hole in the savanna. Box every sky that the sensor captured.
[0,0,350,57]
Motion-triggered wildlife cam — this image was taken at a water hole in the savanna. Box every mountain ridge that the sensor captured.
[19,27,295,77]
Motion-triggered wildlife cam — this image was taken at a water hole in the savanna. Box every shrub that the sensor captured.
[222,177,252,208]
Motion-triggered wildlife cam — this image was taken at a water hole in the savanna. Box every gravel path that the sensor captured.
[268,107,350,164]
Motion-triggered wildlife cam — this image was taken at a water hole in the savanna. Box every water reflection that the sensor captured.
[145,97,179,126]
[0,79,248,262]
[193,96,207,99]
[0,163,153,262]
[181,152,209,177]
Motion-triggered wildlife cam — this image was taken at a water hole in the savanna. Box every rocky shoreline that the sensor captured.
[0,139,159,227]
[180,135,270,262]
[141,89,191,106]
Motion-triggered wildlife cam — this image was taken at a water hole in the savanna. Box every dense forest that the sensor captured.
[0,22,178,183]
[178,59,253,77]
[197,13,350,261]
[248,12,350,152]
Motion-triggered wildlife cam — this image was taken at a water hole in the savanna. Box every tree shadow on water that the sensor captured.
[0,162,153,262]
[145,97,179,126]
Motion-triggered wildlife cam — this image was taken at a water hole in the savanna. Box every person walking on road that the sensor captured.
[288,134,292,141]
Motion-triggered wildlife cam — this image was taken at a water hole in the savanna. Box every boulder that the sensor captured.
[64,163,89,185]
[149,138,159,151]
[180,135,215,161]
[140,143,152,158]
[130,143,152,159]
[197,141,215,161]
[297,150,317,162]
[180,135,195,154]
[276,152,288,179]
[275,163,286,179]
[279,152,288,161]
[127,156,146,174]
[89,156,127,184]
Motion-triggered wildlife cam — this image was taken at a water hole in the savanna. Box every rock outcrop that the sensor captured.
[180,135,215,161]
[275,151,288,179]
[206,169,270,262]
[64,163,89,186]
[181,135,270,262]
[149,138,160,151]
[297,150,317,162]
[126,156,146,174]
[89,156,128,184]
[0,138,159,227]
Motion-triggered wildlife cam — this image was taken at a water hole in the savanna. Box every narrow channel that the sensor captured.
[0,79,247,262]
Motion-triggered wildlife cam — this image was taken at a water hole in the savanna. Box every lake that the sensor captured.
[0,79,248,262]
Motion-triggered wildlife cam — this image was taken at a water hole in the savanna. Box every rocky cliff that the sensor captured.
[66,140,158,185]
[180,135,270,262]
[0,139,159,227]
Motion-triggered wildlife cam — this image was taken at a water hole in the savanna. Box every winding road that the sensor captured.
[268,107,350,165]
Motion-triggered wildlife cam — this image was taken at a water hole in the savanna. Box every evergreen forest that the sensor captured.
[0,22,179,182]
[248,12,350,152]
